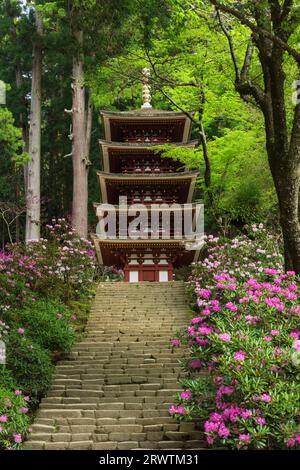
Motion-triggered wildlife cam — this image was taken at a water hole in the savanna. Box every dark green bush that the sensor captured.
[6,332,53,400]
[3,299,76,353]
[0,368,16,389]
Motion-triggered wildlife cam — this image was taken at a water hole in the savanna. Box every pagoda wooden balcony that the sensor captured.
[93,203,203,242]
[121,165,177,174]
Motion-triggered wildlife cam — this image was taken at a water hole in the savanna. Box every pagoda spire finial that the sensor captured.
[141,67,152,109]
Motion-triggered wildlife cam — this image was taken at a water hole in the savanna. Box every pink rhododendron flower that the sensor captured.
[270,330,280,336]
[13,433,22,444]
[219,333,231,342]
[180,391,191,400]
[198,326,213,335]
[240,410,252,419]
[234,351,246,362]
[170,339,180,347]
[187,326,195,336]
[225,302,238,312]
[286,438,296,447]
[190,317,202,325]
[195,337,209,346]
[17,328,24,335]
[264,268,279,275]
[15,390,22,395]
[197,288,211,299]
[169,405,187,415]
[204,421,219,433]
[263,336,272,342]
[189,359,202,369]
[253,393,272,403]
[218,423,230,438]
[256,417,266,425]
[19,407,28,414]
[293,340,300,351]
[239,434,251,444]
[0,415,8,423]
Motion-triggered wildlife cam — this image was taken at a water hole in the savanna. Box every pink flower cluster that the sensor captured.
[171,229,299,449]
[169,405,187,415]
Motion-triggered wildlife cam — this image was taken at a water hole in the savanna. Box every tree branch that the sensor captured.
[216,9,240,82]
[281,0,293,21]
[208,0,300,64]
[241,38,254,81]
[158,87,198,125]
[216,11,266,110]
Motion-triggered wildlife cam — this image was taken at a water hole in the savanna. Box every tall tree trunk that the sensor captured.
[264,48,300,272]
[25,7,42,243]
[275,166,300,272]
[71,30,89,238]
[215,6,300,272]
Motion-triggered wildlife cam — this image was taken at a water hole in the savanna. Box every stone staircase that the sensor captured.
[24,281,206,450]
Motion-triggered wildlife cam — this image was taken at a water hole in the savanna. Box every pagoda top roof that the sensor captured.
[100,109,194,118]
[101,110,194,144]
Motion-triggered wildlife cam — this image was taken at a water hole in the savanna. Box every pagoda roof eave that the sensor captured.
[93,202,199,211]
[96,170,199,205]
[92,235,186,245]
[100,109,195,118]
[100,109,194,143]
[99,139,198,149]
[96,170,199,180]
[100,140,198,172]
[91,234,204,266]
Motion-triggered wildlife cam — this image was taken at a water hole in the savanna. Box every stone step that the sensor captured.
[23,281,203,450]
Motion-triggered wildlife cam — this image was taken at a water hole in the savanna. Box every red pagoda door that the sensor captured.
[124,262,173,282]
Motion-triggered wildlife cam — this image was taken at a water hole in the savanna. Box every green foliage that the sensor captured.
[0,219,96,448]
[6,331,54,400]
[0,379,30,450]
[171,227,300,449]
[2,299,76,353]
[0,107,27,166]
[207,129,277,226]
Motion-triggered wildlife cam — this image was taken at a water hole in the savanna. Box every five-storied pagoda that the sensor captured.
[93,69,203,282]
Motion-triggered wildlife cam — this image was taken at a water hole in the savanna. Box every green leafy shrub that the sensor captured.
[0,369,15,389]
[0,382,31,450]
[2,299,76,353]
[170,226,300,449]
[0,219,96,448]
[6,332,53,400]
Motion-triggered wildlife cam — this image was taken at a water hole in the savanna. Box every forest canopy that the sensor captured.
[0,0,300,269]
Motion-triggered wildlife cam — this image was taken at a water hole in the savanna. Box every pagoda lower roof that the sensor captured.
[92,235,203,266]
[93,202,199,211]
